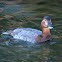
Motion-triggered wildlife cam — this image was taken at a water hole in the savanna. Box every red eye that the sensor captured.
[43,19,46,22]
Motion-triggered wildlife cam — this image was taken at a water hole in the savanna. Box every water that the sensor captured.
[0,0,62,62]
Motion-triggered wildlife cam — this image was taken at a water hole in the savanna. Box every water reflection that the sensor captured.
[0,41,51,62]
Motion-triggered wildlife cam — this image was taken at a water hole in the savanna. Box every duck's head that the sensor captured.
[41,16,53,29]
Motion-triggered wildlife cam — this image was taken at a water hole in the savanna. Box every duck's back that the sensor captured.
[3,28,42,43]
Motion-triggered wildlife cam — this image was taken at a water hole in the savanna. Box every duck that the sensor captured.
[2,16,53,43]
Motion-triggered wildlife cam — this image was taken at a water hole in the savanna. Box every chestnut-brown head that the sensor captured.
[35,16,53,43]
[41,16,53,29]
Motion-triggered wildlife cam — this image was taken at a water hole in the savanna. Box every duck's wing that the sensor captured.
[12,28,42,43]
[2,28,42,43]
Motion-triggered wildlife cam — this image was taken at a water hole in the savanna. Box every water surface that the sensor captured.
[0,0,62,62]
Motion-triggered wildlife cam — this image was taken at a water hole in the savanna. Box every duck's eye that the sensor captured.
[45,21,48,25]
[42,19,48,25]
[44,19,48,25]
[44,19,46,21]
[43,19,46,22]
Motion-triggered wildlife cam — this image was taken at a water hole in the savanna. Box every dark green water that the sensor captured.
[0,0,62,62]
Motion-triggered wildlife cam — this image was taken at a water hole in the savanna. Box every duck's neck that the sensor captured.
[42,28,51,36]
[35,28,52,43]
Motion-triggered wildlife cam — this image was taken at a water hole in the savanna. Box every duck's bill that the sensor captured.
[48,27,54,29]
[47,22,54,29]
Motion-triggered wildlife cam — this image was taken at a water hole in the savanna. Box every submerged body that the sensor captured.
[2,16,53,43]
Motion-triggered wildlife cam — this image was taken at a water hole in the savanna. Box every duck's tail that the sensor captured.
[2,30,13,35]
